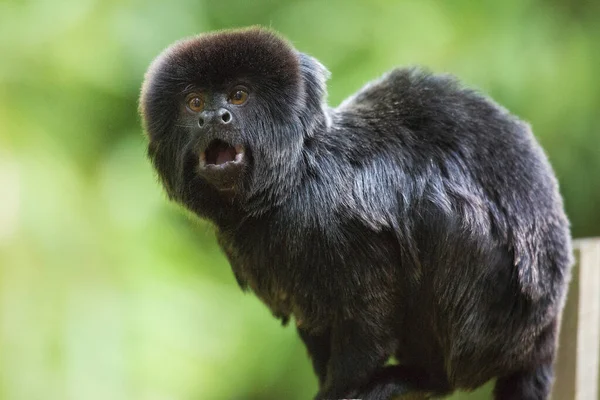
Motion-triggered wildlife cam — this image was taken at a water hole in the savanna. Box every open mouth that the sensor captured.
[199,139,244,169]
[197,139,245,192]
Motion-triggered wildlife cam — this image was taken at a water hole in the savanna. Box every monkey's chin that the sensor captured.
[197,139,246,191]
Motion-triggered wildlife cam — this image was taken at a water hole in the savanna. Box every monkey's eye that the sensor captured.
[228,89,249,105]
[186,94,205,112]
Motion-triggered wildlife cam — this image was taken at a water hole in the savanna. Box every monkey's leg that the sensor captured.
[494,320,558,400]
[493,364,553,400]
[298,326,332,387]
[315,318,393,400]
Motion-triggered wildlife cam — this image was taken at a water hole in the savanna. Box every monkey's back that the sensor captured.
[327,68,573,388]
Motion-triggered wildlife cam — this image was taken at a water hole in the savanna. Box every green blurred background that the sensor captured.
[0,0,598,399]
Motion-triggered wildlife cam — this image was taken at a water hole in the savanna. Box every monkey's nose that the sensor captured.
[198,109,233,128]
[219,109,232,124]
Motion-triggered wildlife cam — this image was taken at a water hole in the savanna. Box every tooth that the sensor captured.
[235,153,243,162]
[199,152,206,167]
[235,145,244,154]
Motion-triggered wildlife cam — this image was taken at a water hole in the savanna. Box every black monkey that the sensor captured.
[139,27,572,400]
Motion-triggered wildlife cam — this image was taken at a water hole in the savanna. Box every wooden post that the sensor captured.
[553,238,600,400]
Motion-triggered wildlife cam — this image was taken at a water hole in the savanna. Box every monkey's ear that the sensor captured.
[297,52,330,105]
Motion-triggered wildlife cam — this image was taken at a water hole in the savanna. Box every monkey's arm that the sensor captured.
[297,326,331,387]
[315,318,448,400]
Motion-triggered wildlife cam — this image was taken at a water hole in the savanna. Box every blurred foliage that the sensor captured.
[0,0,598,399]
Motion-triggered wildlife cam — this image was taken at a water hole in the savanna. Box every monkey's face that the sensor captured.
[140,28,309,214]
[178,85,250,192]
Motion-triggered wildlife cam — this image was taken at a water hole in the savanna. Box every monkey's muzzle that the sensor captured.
[197,139,245,191]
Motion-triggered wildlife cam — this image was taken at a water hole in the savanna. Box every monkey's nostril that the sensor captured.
[198,117,205,127]
[220,110,232,124]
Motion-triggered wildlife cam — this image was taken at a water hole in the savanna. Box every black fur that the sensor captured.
[140,27,572,400]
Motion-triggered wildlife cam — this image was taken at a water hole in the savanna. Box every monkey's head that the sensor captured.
[140,27,329,220]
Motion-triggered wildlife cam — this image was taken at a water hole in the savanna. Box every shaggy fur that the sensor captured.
[140,27,572,400]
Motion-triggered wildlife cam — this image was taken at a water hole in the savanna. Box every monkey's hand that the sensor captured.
[351,365,449,400]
